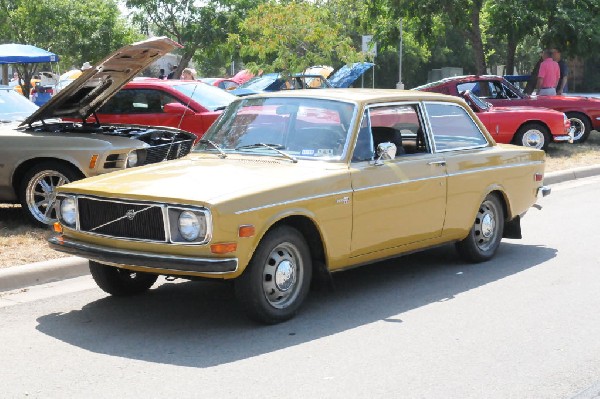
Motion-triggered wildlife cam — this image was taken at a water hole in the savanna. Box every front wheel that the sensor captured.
[19,161,82,226]
[513,123,550,150]
[566,112,591,143]
[456,194,505,263]
[89,261,158,296]
[235,226,312,324]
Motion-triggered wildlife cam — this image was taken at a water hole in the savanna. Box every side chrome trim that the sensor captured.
[48,236,237,274]
[353,174,446,193]
[446,160,545,178]
[234,189,353,214]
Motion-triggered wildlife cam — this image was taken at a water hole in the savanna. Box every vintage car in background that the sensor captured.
[231,62,375,96]
[414,75,600,143]
[199,77,240,90]
[459,90,572,150]
[0,38,196,226]
[90,78,236,141]
[49,89,550,324]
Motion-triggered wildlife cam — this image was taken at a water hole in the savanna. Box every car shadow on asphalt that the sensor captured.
[35,242,556,368]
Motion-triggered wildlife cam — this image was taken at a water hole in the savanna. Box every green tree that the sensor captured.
[231,1,364,73]
[126,0,260,78]
[0,0,139,97]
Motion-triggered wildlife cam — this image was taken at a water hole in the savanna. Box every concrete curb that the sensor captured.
[0,257,89,292]
[1,163,599,293]
[544,164,600,185]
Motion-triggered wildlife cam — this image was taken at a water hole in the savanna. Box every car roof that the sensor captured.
[246,88,461,105]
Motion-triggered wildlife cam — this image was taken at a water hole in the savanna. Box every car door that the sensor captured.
[423,101,494,233]
[350,103,447,257]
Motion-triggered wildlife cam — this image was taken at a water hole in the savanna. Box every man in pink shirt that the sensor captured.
[535,49,560,96]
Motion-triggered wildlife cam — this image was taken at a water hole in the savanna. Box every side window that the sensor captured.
[425,102,488,151]
[351,112,374,162]
[100,89,180,114]
[351,103,430,163]
[457,82,478,95]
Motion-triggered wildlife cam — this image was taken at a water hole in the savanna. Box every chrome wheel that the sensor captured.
[262,242,304,309]
[568,117,586,142]
[25,169,70,225]
[520,128,545,149]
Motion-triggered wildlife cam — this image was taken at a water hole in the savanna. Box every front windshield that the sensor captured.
[172,82,236,111]
[0,89,38,122]
[237,76,278,91]
[467,92,491,110]
[195,97,356,161]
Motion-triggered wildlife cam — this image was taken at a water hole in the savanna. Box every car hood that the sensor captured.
[22,37,181,126]
[60,155,349,207]
[328,62,374,88]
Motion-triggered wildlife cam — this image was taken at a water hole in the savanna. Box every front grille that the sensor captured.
[143,139,194,165]
[78,197,165,241]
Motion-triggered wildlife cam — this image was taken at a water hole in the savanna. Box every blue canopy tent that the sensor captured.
[0,44,59,64]
[0,44,59,103]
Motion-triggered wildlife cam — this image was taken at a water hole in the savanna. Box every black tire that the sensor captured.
[19,161,82,226]
[566,112,591,143]
[235,226,312,324]
[456,194,505,263]
[89,260,158,296]
[513,123,550,151]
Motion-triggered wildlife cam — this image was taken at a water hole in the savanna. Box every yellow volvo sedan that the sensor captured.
[49,89,550,324]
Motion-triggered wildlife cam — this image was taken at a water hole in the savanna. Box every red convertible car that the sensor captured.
[459,90,571,150]
[93,78,237,141]
[415,75,600,143]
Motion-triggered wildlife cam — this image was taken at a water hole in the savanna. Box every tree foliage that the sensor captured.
[230,1,364,73]
[0,0,140,96]
[126,0,260,78]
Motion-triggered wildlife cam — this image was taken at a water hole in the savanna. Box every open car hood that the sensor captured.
[328,62,374,88]
[22,37,181,126]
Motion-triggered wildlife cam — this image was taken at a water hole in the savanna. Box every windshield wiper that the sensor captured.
[213,106,227,111]
[236,143,297,163]
[199,139,227,158]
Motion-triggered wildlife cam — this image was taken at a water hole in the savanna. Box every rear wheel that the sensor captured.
[235,226,312,324]
[89,261,158,296]
[513,123,550,150]
[566,112,591,143]
[19,161,82,226]
[456,194,504,263]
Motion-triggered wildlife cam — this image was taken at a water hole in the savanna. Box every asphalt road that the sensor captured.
[1,176,600,398]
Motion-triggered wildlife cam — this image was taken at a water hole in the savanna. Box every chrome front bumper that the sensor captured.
[48,236,238,274]
[537,186,551,197]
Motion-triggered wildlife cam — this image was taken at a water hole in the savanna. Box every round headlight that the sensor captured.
[60,196,77,227]
[178,211,201,241]
[126,151,138,168]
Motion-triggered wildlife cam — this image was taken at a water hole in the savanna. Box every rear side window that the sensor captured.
[424,102,488,151]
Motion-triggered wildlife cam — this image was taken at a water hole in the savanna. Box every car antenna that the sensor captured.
[177,81,198,131]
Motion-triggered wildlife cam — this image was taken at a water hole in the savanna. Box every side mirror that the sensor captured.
[163,102,193,115]
[375,142,396,165]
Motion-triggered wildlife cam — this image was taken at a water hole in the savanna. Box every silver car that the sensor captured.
[0,37,196,225]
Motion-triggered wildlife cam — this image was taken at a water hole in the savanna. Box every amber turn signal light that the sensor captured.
[210,242,237,254]
[53,222,63,233]
[89,154,99,169]
[238,225,255,238]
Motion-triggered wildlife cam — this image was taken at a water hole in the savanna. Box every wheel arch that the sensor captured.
[258,214,328,284]
[12,157,85,193]
[516,120,549,134]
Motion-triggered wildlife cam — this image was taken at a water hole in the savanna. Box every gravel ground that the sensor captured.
[1,131,599,269]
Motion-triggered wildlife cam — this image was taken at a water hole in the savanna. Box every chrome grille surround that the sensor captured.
[57,194,211,245]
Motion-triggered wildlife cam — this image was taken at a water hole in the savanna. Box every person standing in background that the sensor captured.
[525,50,543,95]
[535,49,560,96]
[167,65,177,79]
[158,68,166,80]
[180,68,197,80]
[552,48,568,95]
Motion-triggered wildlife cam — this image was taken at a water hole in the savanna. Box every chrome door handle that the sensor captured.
[427,160,446,166]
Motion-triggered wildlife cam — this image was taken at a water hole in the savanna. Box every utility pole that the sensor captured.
[396,18,404,90]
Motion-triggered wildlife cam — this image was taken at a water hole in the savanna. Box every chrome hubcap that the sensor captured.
[26,170,70,224]
[262,242,302,309]
[473,200,498,251]
[522,129,544,149]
